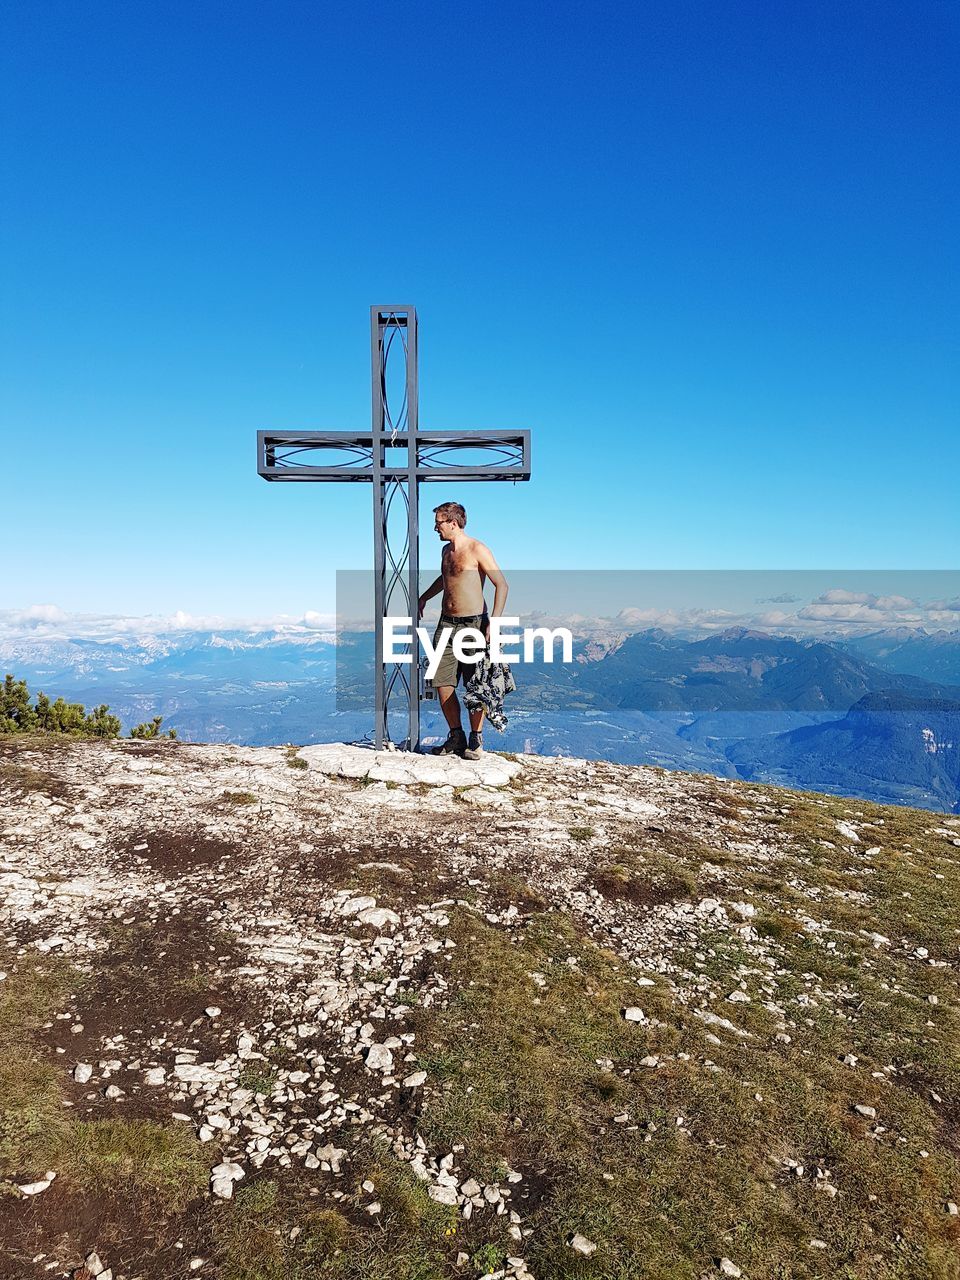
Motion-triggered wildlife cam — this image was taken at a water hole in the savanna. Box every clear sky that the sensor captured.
[2,0,957,622]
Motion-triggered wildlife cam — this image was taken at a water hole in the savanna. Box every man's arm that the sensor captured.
[417,575,443,619]
[476,543,508,637]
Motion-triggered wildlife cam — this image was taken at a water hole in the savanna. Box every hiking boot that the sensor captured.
[464,732,484,761]
[431,727,467,756]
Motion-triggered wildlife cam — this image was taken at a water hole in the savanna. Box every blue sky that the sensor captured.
[2,0,957,622]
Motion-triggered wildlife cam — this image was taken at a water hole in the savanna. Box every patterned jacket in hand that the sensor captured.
[463,657,517,731]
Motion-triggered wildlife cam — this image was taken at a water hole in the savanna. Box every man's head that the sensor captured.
[433,502,466,541]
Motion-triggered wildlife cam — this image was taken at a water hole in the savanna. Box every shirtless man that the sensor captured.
[416,501,508,760]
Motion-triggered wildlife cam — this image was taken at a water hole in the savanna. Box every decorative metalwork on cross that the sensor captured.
[257,305,531,751]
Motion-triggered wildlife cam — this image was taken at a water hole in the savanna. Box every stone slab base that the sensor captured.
[296,742,522,788]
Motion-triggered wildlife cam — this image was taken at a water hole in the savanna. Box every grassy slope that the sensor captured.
[203,779,960,1279]
[1,748,958,1278]
[409,785,960,1279]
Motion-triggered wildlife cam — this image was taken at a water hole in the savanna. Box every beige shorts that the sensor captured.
[430,613,487,688]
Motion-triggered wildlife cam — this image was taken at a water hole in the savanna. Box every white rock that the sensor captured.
[719,1260,742,1278]
[211,1177,234,1200]
[854,1104,877,1119]
[357,907,401,929]
[458,785,514,808]
[340,895,377,917]
[726,990,751,1004]
[18,1172,56,1196]
[85,1253,105,1276]
[622,1007,645,1023]
[143,1067,166,1085]
[205,1006,221,1018]
[316,1143,346,1172]
[211,1160,245,1182]
[569,1234,597,1256]
[365,1044,394,1072]
[74,1063,93,1084]
[175,1063,219,1084]
[428,1184,459,1205]
[403,1070,427,1088]
[298,742,521,788]
[694,1009,752,1038]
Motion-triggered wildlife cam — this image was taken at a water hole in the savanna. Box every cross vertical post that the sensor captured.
[370,306,420,750]
[257,304,530,751]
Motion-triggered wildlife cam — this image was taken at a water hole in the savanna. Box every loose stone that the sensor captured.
[569,1234,597,1256]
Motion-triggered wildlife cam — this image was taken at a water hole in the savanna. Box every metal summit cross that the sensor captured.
[257,305,530,751]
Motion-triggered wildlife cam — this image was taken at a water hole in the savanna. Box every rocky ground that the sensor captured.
[0,736,958,1279]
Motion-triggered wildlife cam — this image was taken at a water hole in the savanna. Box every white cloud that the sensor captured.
[816,589,874,606]
[811,589,915,609]
[0,606,338,644]
[7,604,69,628]
[874,595,917,610]
[615,607,682,628]
[799,602,886,622]
[301,611,337,630]
[1,588,955,650]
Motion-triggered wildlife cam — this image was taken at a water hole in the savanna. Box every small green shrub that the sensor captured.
[130,715,177,740]
[1,674,121,738]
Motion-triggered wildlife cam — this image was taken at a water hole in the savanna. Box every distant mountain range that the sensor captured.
[841,627,960,685]
[3,624,960,812]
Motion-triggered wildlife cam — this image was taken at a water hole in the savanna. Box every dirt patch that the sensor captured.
[39,906,257,1124]
[482,872,548,917]
[271,833,461,914]
[899,1067,960,1157]
[0,1168,214,1280]
[116,829,244,875]
[0,759,72,800]
[115,742,183,760]
[592,864,697,908]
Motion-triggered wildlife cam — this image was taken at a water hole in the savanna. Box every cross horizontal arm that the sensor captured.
[257,429,531,482]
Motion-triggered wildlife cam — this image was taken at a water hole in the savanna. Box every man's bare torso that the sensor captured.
[441,538,488,616]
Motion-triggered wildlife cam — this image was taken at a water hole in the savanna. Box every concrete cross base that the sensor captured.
[297,743,522,789]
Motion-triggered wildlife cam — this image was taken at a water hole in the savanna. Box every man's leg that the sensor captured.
[431,685,467,755]
[437,686,462,731]
[465,706,485,759]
